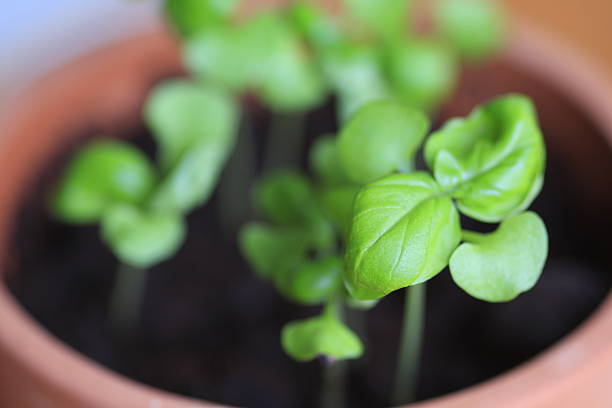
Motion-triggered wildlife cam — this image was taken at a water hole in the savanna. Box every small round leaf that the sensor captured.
[343,0,409,39]
[144,79,238,171]
[434,0,505,60]
[450,212,548,302]
[281,313,363,362]
[238,222,309,280]
[52,139,155,224]
[309,136,351,186]
[101,204,186,269]
[282,257,344,305]
[338,101,430,184]
[385,40,458,112]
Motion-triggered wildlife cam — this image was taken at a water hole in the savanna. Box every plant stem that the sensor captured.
[217,112,256,237]
[346,307,368,371]
[263,112,307,171]
[461,229,487,243]
[321,300,348,408]
[322,359,347,408]
[392,283,426,406]
[108,263,147,338]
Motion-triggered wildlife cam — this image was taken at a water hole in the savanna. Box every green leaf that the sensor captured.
[144,79,238,171]
[309,136,351,186]
[149,139,228,213]
[321,43,390,122]
[245,13,327,112]
[343,0,410,39]
[258,52,326,113]
[51,139,155,224]
[282,309,363,361]
[184,25,253,91]
[186,12,326,112]
[254,170,318,226]
[424,94,545,222]
[345,173,461,300]
[434,0,505,60]
[385,40,458,112]
[281,256,343,305]
[289,2,342,50]
[164,0,239,38]
[338,101,430,184]
[238,222,309,280]
[318,185,360,238]
[450,212,548,302]
[253,170,336,251]
[101,204,186,269]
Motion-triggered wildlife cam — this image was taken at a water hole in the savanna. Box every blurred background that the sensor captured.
[1,0,612,103]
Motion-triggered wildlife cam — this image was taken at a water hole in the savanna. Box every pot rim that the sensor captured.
[0,20,611,408]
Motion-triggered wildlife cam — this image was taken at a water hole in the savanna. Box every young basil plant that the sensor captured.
[52,79,239,270]
[343,94,548,302]
[184,11,327,113]
[239,170,364,362]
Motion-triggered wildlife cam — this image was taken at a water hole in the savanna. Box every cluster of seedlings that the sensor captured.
[52,0,547,406]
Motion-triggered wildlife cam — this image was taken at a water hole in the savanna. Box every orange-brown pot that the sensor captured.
[0,21,612,408]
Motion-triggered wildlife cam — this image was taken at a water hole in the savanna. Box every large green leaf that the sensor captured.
[450,212,548,302]
[164,0,240,38]
[343,0,410,39]
[101,204,186,269]
[144,79,238,171]
[338,101,430,184]
[385,40,458,112]
[345,173,461,300]
[282,310,363,361]
[424,94,545,222]
[52,139,155,224]
[434,0,505,60]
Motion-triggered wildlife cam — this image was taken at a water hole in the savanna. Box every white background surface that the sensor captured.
[0,0,162,101]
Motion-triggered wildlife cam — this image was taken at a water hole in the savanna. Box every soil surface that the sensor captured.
[6,61,612,408]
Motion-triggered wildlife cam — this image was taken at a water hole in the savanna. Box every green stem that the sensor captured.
[321,299,348,408]
[108,263,147,338]
[461,229,487,243]
[346,307,368,371]
[392,283,426,406]
[263,112,307,171]
[322,359,347,408]
[217,112,256,237]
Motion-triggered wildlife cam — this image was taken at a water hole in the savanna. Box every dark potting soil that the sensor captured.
[5,60,612,408]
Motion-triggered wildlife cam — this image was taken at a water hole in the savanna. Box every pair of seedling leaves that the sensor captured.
[242,94,548,362]
[174,0,504,119]
[52,80,239,269]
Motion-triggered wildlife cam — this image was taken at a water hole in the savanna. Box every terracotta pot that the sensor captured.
[1,20,612,408]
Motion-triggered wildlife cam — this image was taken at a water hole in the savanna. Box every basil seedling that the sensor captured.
[342,95,547,404]
[52,79,239,335]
